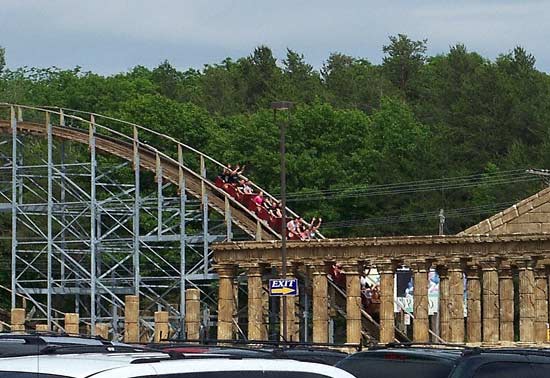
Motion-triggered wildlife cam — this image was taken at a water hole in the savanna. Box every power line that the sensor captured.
[322,202,513,229]
[287,171,532,198]
[278,170,539,202]
[288,169,528,197]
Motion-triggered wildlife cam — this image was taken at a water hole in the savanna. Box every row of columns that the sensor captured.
[11,309,109,338]
[9,289,203,342]
[217,257,550,344]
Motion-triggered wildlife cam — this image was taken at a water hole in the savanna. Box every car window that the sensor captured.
[472,362,533,378]
[337,355,454,378]
[0,372,72,378]
[157,372,332,378]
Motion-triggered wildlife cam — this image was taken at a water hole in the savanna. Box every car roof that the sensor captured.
[0,333,138,357]
[346,347,463,361]
[454,348,550,365]
[124,358,357,378]
[155,344,349,366]
[0,352,168,377]
[1,355,356,378]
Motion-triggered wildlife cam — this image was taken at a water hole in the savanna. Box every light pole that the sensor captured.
[271,101,293,342]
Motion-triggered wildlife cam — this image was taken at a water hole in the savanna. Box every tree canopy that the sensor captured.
[1,36,549,238]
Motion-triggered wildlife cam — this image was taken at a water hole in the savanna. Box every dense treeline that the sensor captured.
[1,35,550,239]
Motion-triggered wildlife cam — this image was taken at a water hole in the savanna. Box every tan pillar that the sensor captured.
[64,313,79,335]
[281,268,299,342]
[247,265,265,340]
[217,264,236,340]
[466,265,481,343]
[535,267,548,343]
[379,262,396,344]
[311,263,329,343]
[518,258,536,342]
[437,265,450,341]
[154,311,170,342]
[95,323,109,339]
[35,324,49,332]
[11,308,25,333]
[343,263,362,344]
[124,295,139,343]
[185,288,201,340]
[481,261,499,342]
[498,262,514,342]
[448,260,465,343]
[411,260,430,342]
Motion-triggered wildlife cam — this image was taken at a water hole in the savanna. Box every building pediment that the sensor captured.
[460,186,550,235]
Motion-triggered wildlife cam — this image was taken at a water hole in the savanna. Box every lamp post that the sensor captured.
[271,101,293,342]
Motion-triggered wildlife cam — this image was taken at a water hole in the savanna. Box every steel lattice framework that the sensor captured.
[0,104,300,340]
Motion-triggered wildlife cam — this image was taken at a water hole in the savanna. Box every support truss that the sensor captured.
[0,107,238,339]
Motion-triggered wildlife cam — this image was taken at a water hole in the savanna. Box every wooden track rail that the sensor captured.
[0,118,277,240]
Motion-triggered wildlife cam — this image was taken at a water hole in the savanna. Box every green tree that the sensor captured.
[199,58,246,115]
[239,45,281,110]
[321,53,358,106]
[281,49,323,104]
[382,34,427,94]
[322,53,394,111]
[151,60,184,100]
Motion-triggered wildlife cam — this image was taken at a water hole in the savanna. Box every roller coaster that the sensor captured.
[0,104,407,343]
[0,104,316,334]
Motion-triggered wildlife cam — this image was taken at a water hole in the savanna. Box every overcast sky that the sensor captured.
[1,0,549,75]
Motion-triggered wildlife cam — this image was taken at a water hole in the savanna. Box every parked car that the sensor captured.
[335,344,550,378]
[0,332,136,357]
[0,353,357,378]
[0,332,148,358]
[150,342,349,365]
[336,345,461,378]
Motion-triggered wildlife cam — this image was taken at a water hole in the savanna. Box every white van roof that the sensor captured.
[1,355,356,378]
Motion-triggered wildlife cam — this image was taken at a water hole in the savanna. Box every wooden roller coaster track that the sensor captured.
[0,104,314,242]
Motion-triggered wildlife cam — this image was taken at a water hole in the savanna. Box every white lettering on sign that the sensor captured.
[272,280,293,288]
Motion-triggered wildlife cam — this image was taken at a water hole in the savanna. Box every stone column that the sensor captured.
[282,268,299,342]
[411,260,430,342]
[498,261,514,342]
[466,265,481,343]
[535,266,548,343]
[481,261,499,343]
[36,324,49,332]
[437,265,450,341]
[95,323,109,339]
[247,265,264,340]
[379,262,396,344]
[311,263,329,343]
[185,288,201,340]
[124,295,139,343]
[64,313,79,335]
[448,260,465,343]
[518,258,536,342]
[217,264,236,340]
[154,311,169,342]
[344,262,362,345]
[11,308,25,333]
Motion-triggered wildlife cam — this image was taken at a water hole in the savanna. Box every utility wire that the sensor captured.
[286,169,528,197]
[275,170,538,202]
[323,202,513,229]
[288,171,531,198]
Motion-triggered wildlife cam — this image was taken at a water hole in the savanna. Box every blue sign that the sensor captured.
[269,278,299,297]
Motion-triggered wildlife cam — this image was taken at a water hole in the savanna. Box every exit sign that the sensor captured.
[269,278,299,296]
